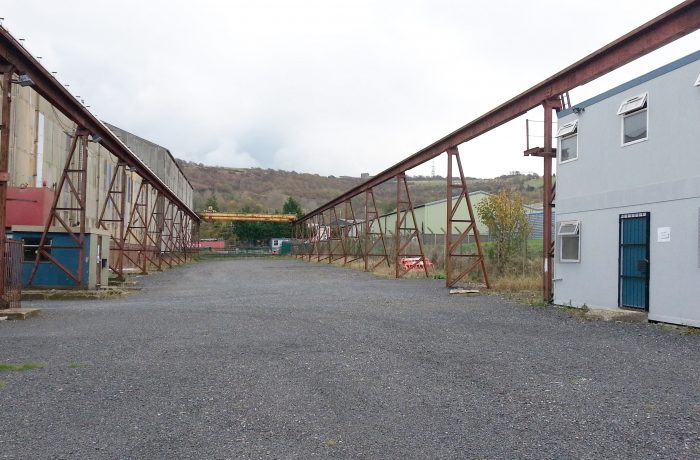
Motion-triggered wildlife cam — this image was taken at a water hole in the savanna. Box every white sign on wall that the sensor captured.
[657,227,671,243]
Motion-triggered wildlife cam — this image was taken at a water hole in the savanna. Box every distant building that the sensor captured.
[554,51,700,327]
[373,191,493,244]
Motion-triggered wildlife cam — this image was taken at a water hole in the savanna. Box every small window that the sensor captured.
[560,134,578,163]
[617,92,647,115]
[558,221,580,263]
[556,120,578,137]
[23,237,52,262]
[622,110,647,145]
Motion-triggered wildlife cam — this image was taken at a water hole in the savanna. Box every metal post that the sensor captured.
[445,148,490,288]
[542,98,560,302]
[97,161,128,280]
[28,128,90,287]
[395,173,429,278]
[363,188,390,271]
[0,65,14,302]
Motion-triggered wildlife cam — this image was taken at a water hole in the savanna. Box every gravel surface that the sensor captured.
[0,258,698,459]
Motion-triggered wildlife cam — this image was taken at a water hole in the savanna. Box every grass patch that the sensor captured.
[0,380,6,390]
[554,304,590,320]
[68,362,86,369]
[0,362,44,373]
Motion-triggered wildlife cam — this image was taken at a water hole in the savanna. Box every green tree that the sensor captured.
[476,191,532,274]
[282,196,304,218]
[204,195,219,212]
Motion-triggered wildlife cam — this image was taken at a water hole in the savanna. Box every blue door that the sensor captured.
[619,213,650,310]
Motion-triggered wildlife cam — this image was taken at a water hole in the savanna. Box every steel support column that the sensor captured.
[97,161,128,280]
[0,65,14,302]
[363,188,390,271]
[28,128,90,287]
[542,98,561,302]
[445,148,490,288]
[329,206,345,263]
[342,199,362,265]
[395,173,429,278]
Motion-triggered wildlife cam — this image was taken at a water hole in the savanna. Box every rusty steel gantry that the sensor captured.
[293,0,700,299]
[0,26,201,287]
[199,212,297,223]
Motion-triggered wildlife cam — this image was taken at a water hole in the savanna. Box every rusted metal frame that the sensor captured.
[191,219,200,258]
[317,211,331,263]
[363,188,390,271]
[310,215,320,261]
[329,206,346,263]
[0,29,200,224]
[28,129,89,287]
[166,205,182,266]
[343,199,362,265]
[159,199,178,268]
[299,1,700,222]
[183,214,192,262]
[173,208,187,265]
[0,65,14,302]
[445,148,490,288]
[96,161,128,280]
[146,190,166,271]
[395,173,429,279]
[123,181,156,274]
[542,98,561,302]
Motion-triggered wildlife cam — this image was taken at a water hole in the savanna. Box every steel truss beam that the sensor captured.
[395,173,429,279]
[363,188,390,271]
[445,148,490,288]
[97,161,128,280]
[342,199,362,265]
[329,206,345,263]
[123,180,158,274]
[28,128,90,287]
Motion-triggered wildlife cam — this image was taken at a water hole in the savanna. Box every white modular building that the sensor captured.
[554,50,700,327]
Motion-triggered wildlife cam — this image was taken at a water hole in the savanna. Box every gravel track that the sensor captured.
[0,258,698,459]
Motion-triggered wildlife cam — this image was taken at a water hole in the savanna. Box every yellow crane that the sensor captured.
[198,212,297,223]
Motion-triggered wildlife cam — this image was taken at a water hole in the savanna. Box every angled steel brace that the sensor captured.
[363,188,390,271]
[329,206,345,263]
[97,161,128,280]
[342,198,363,265]
[445,148,490,288]
[28,128,89,287]
[395,173,429,279]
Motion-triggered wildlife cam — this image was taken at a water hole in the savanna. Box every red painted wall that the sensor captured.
[6,187,55,228]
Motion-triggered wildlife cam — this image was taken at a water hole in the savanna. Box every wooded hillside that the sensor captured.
[177,160,545,216]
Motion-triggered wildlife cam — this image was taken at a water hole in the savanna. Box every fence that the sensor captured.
[1,240,23,309]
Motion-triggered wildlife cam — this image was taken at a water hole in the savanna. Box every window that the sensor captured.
[558,221,580,263]
[557,120,578,163]
[618,93,648,146]
[694,73,700,87]
[617,93,647,115]
[556,120,578,137]
[622,110,647,145]
[560,134,578,163]
[23,237,52,262]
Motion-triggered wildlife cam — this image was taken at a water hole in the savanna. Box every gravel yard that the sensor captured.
[0,258,698,459]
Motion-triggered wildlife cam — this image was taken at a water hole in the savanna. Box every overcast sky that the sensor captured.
[2,1,698,178]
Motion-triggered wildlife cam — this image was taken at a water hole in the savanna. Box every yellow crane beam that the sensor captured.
[198,212,297,223]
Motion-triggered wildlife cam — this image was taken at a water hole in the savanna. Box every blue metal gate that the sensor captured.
[619,212,650,310]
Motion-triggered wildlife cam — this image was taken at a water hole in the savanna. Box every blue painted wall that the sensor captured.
[13,231,93,289]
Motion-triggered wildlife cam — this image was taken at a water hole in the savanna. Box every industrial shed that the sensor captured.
[554,50,700,327]
[0,28,198,289]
